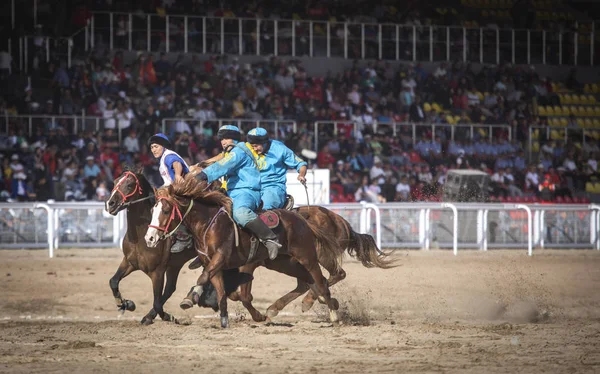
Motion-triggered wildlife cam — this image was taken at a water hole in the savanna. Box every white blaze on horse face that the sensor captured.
[145,201,163,247]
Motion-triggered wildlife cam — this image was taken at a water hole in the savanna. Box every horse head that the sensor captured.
[105,170,151,215]
[145,185,192,248]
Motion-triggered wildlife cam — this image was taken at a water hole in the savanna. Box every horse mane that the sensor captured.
[159,173,232,214]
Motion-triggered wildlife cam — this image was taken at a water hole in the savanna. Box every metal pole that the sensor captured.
[292,21,296,57]
[166,15,170,52]
[11,0,15,29]
[85,23,89,51]
[430,25,434,62]
[109,12,113,50]
[574,24,578,65]
[592,21,595,66]
[361,24,365,59]
[396,25,400,60]
[67,38,72,68]
[256,19,261,55]
[91,15,95,48]
[442,203,458,255]
[274,20,278,56]
[413,25,417,61]
[128,13,132,51]
[326,22,330,57]
[446,27,450,61]
[147,15,151,52]
[7,39,11,74]
[496,28,499,64]
[378,24,382,60]
[33,0,37,27]
[511,29,515,64]
[309,21,313,57]
[559,31,562,65]
[220,17,225,54]
[24,37,27,73]
[542,30,546,64]
[185,16,189,53]
[344,23,348,59]
[237,18,241,55]
[202,17,206,54]
[479,28,483,63]
[463,27,466,62]
[45,37,49,62]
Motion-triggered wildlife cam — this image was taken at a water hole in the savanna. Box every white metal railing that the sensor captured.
[161,118,297,140]
[84,12,599,66]
[1,202,598,257]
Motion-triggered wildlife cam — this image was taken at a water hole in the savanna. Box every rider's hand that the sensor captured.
[298,175,307,185]
[175,175,184,184]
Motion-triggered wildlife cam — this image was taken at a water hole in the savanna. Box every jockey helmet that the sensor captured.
[148,133,172,149]
[217,125,241,141]
[247,127,269,144]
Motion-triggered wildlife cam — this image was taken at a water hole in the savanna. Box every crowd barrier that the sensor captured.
[83,12,599,66]
[1,201,598,258]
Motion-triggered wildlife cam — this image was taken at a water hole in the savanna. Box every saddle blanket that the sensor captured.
[259,211,280,229]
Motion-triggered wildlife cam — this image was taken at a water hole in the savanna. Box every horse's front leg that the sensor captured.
[109,257,136,312]
[180,251,226,309]
[141,269,166,325]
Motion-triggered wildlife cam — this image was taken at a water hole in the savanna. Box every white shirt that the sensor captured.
[103,109,116,129]
[123,136,139,153]
[159,149,190,186]
[526,171,539,189]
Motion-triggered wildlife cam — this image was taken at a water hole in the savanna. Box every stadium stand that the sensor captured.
[0,0,599,203]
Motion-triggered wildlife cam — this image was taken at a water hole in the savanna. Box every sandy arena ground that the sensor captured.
[0,247,599,373]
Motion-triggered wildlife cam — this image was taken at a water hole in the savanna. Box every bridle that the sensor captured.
[110,171,154,208]
[148,196,194,240]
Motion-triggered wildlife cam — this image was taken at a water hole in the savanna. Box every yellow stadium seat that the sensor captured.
[586,182,595,193]
[571,95,581,105]
[570,106,579,116]
[532,129,540,139]
[563,94,573,105]
[584,118,593,128]
[424,102,432,112]
[532,141,540,152]
[551,129,563,140]
[586,107,595,116]
[560,118,568,127]
[577,118,585,127]
[553,106,563,116]
[550,118,561,127]
[584,84,591,93]
[446,115,456,124]
[545,106,554,116]
[562,106,571,115]
[594,107,600,116]
[432,103,442,113]
[594,183,600,194]
[593,84,599,93]
[476,91,484,101]
[538,106,547,116]
[581,95,589,105]
[593,119,600,128]
[588,95,596,104]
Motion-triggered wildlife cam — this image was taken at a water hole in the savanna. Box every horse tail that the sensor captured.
[339,216,397,269]
[303,216,343,275]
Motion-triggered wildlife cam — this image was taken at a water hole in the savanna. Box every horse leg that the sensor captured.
[156,263,185,323]
[141,269,166,325]
[295,255,340,323]
[180,251,226,310]
[233,263,267,322]
[262,256,313,319]
[209,271,230,328]
[109,257,136,312]
[301,267,347,312]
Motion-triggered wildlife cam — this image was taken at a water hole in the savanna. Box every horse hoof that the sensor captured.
[140,317,154,326]
[161,312,176,322]
[318,296,326,304]
[329,310,339,324]
[302,300,315,313]
[253,314,267,323]
[330,298,340,310]
[220,316,229,328]
[266,309,279,318]
[180,299,194,310]
[124,300,136,312]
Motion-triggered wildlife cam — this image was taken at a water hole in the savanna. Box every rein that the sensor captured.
[148,196,194,240]
[111,171,142,203]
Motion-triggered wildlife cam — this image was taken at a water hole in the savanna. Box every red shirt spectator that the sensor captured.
[317,146,335,168]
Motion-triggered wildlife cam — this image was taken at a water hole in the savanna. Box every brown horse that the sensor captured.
[227,205,396,321]
[144,176,341,328]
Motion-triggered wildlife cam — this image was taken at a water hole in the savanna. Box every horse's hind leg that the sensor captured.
[156,263,185,323]
[233,263,267,322]
[295,253,340,323]
[109,257,136,312]
[262,256,312,319]
[301,267,347,312]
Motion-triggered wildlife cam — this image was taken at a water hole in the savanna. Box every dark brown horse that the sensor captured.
[228,205,396,321]
[145,177,341,328]
[105,170,198,325]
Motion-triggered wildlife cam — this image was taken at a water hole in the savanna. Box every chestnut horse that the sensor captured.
[145,177,341,328]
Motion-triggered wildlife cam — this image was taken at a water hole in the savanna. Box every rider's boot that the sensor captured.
[188,256,202,270]
[170,226,192,253]
[245,217,282,260]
